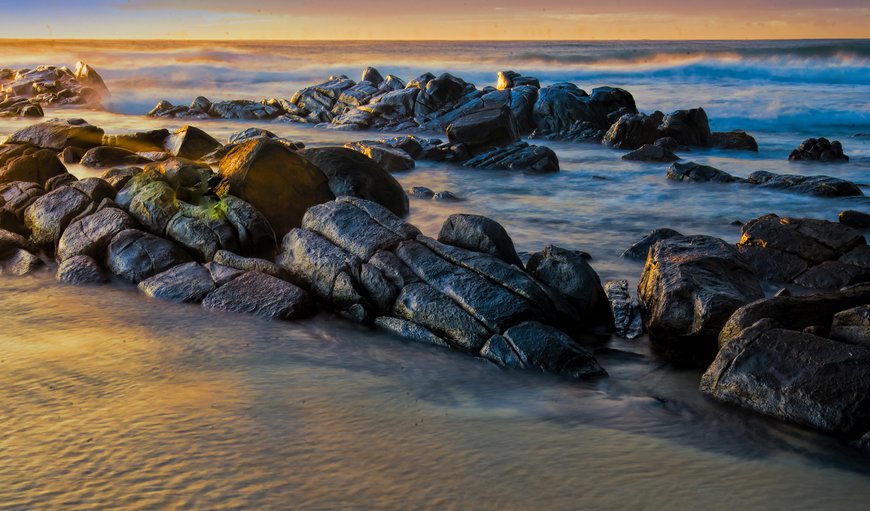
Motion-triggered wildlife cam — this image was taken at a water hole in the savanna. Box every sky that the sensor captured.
[2,0,869,40]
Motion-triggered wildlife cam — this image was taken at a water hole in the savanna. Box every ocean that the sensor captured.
[0,39,869,509]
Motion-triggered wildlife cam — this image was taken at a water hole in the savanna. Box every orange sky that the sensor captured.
[3,1,869,40]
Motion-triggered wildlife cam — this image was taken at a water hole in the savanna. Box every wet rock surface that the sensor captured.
[789,137,849,162]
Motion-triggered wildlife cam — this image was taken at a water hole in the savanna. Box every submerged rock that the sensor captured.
[667,161,743,183]
[621,144,678,162]
[709,130,758,151]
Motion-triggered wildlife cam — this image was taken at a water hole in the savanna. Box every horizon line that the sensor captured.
[1,37,868,43]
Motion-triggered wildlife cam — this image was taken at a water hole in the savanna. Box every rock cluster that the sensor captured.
[0,62,109,117]
[788,137,849,162]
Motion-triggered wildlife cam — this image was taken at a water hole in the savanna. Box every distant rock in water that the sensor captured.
[666,161,744,183]
[463,142,559,172]
[0,62,110,116]
[788,137,849,162]
[747,171,863,197]
[708,130,758,151]
[622,144,678,162]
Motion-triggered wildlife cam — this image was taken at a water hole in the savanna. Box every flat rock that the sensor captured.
[202,270,316,320]
[138,262,216,302]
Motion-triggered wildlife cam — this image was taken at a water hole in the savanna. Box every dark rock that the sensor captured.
[702,318,870,436]
[621,144,678,162]
[667,161,743,183]
[841,245,870,269]
[0,181,44,234]
[60,146,84,163]
[392,282,491,350]
[300,146,408,217]
[138,262,216,302]
[165,125,222,160]
[374,316,450,348]
[437,213,523,268]
[788,137,848,162]
[654,136,685,152]
[216,137,334,237]
[526,245,612,328]
[463,142,559,172]
[80,146,152,168]
[604,113,661,149]
[70,177,115,202]
[407,186,434,199]
[830,305,870,347]
[620,228,682,259]
[497,71,540,90]
[0,228,32,258]
[792,261,869,290]
[604,280,643,339]
[480,334,524,368]
[360,67,384,86]
[839,210,870,230]
[414,73,474,119]
[709,130,758,151]
[0,148,68,186]
[204,261,244,286]
[100,166,142,191]
[747,171,863,197]
[658,108,710,147]
[220,195,276,256]
[165,202,240,261]
[433,191,461,202]
[105,229,192,283]
[344,141,415,172]
[7,118,103,150]
[202,270,316,320]
[56,254,105,284]
[213,249,284,279]
[531,83,590,136]
[57,206,137,262]
[638,235,764,364]
[446,106,520,150]
[24,185,93,247]
[0,248,42,276]
[497,321,606,379]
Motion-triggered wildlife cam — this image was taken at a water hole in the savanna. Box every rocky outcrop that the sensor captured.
[746,171,863,197]
[24,179,115,248]
[277,196,607,379]
[638,235,764,364]
[736,214,868,290]
[0,181,45,235]
[6,118,104,151]
[789,138,848,162]
[0,62,109,113]
[299,146,409,217]
[702,284,870,439]
[216,137,334,238]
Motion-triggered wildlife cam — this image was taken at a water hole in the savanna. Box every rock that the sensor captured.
[102,129,169,153]
[658,108,710,147]
[360,67,384,86]
[620,228,682,259]
[165,202,240,261]
[190,96,212,113]
[56,206,136,262]
[60,146,84,163]
[604,280,644,339]
[526,245,612,328]
[202,270,316,320]
[56,254,105,284]
[839,210,870,229]
[216,137,334,237]
[392,282,492,350]
[701,318,870,436]
[73,61,110,99]
[375,316,449,347]
[709,130,758,151]
[7,118,103,150]
[100,166,142,191]
[495,321,606,379]
[830,305,870,347]
[638,235,764,364]
[217,195,276,256]
[462,142,559,172]
[0,181,44,234]
[531,83,590,136]
[300,147,408,217]
[0,248,42,276]
[138,262,216,302]
[344,141,415,172]
[433,191,461,201]
[24,185,94,247]
[746,171,862,197]
[840,245,870,269]
[737,214,866,284]
[666,161,743,183]
[496,71,540,90]
[44,173,78,191]
[414,73,474,118]
[105,229,192,283]
[125,180,179,235]
[213,249,284,279]
[164,125,222,160]
[446,106,520,150]
[407,186,434,199]
[0,148,68,186]
[653,137,684,152]
[621,144,678,162]
[789,137,848,162]
[0,228,32,258]
[80,146,152,168]
[204,261,244,286]
[792,261,870,290]
[437,213,523,268]
[603,113,661,149]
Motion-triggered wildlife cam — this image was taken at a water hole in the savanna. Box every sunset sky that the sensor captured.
[2,0,869,40]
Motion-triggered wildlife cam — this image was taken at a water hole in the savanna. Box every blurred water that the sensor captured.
[1,39,870,509]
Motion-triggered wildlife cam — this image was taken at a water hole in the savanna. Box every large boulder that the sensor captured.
[0,148,68,186]
[165,201,240,261]
[105,228,192,283]
[300,146,408,217]
[24,185,95,247]
[138,262,217,302]
[164,125,222,160]
[526,245,612,329]
[839,210,870,230]
[638,235,764,364]
[56,206,137,261]
[620,228,683,260]
[658,108,710,147]
[414,73,474,118]
[531,83,590,136]
[446,106,520,150]
[6,118,104,150]
[202,270,316,320]
[603,113,661,149]
[216,137,334,237]
[437,213,523,268]
[702,284,870,437]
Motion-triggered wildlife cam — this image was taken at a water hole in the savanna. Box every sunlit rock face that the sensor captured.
[0,62,110,117]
